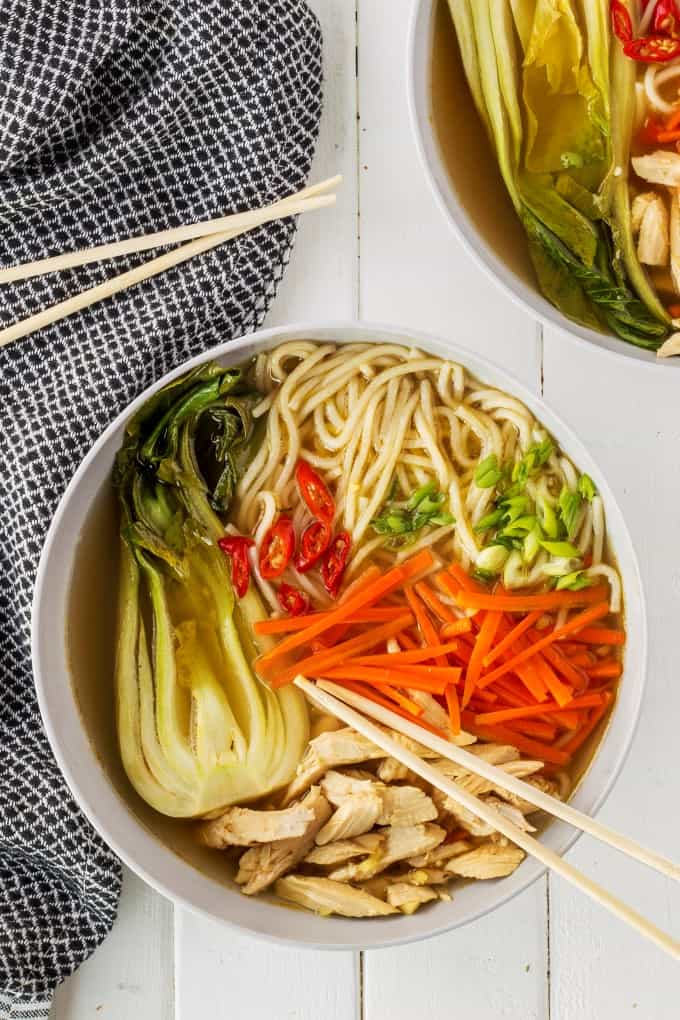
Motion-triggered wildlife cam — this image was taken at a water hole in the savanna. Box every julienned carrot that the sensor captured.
[257,549,434,669]
[268,613,413,687]
[505,718,557,742]
[567,626,625,646]
[540,642,588,691]
[414,581,458,623]
[454,584,609,614]
[560,696,611,755]
[445,684,461,735]
[328,678,424,724]
[477,603,610,688]
[254,606,411,635]
[322,664,457,692]
[463,610,502,708]
[483,610,543,667]
[461,713,570,765]
[397,631,419,651]
[586,661,622,679]
[352,642,461,666]
[473,693,604,727]
[491,678,535,708]
[367,684,423,717]
[533,654,573,708]
[552,709,580,730]
[567,652,595,668]
[439,618,473,640]
[405,586,447,665]
[339,564,382,603]
[448,562,485,593]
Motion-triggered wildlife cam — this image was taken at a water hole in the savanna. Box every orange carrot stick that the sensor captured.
[559,697,611,755]
[268,613,413,687]
[477,603,610,687]
[463,610,502,708]
[505,718,557,742]
[414,581,458,623]
[533,654,573,708]
[586,661,623,680]
[439,618,474,640]
[539,642,588,691]
[448,562,485,593]
[352,641,461,666]
[461,713,570,765]
[473,693,604,727]
[257,549,434,669]
[254,605,408,636]
[322,666,450,694]
[445,684,461,735]
[454,584,610,614]
[397,631,419,651]
[327,679,424,722]
[405,586,448,665]
[482,610,543,667]
[567,626,625,646]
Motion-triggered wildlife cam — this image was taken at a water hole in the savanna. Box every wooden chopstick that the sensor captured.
[0,179,340,349]
[294,676,680,962]
[315,679,680,884]
[0,174,342,283]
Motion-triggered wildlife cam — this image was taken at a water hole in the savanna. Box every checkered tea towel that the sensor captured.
[0,1,322,1015]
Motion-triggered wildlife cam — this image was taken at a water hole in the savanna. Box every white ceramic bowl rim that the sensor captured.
[32,320,647,951]
[406,0,679,370]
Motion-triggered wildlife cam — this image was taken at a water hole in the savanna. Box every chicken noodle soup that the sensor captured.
[441,0,680,356]
[114,341,625,918]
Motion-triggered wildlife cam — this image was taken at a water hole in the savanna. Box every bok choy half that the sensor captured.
[114,362,308,818]
[449,0,670,348]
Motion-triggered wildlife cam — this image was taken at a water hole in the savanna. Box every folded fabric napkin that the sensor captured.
[0,1,322,1015]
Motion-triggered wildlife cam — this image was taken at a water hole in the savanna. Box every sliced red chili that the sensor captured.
[654,0,680,38]
[218,535,254,598]
[321,531,351,598]
[259,516,295,579]
[277,582,311,616]
[611,0,634,42]
[294,519,332,573]
[295,460,335,522]
[623,34,680,60]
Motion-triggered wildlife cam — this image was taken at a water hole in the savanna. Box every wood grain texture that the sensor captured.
[51,868,173,1020]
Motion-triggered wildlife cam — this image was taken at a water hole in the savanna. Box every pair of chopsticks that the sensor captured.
[0,175,341,349]
[294,675,680,960]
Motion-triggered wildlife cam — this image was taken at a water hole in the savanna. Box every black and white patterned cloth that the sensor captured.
[0,1,322,1015]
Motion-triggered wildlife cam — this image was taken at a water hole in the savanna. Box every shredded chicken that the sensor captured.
[275,875,398,917]
[445,843,525,880]
[376,757,413,783]
[405,867,450,886]
[636,192,670,265]
[386,883,438,913]
[282,729,384,804]
[633,150,680,187]
[670,188,680,296]
[321,770,437,827]
[304,833,384,867]
[407,839,471,868]
[235,786,331,895]
[200,802,313,848]
[315,790,382,844]
[329,824,446,882]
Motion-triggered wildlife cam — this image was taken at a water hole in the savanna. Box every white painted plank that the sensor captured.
[543,332,680,1019]
[357,1,548,1016]
[176,912,360,1020]
[364,885,548,1020]
[51,867,173,1020]
[173,2,361,1017]
[356,0,540,389]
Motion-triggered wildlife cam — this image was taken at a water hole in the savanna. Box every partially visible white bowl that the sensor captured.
[407,0,677,368]
[32,321,646,950]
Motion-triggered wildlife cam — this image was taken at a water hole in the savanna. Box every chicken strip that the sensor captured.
[445,843,525,880]
[377,785,438,827]
[304,833,384,867]
[386,883,438,914]
[236,786,331,895]
[407,839,471,868]
[275,876,398,918]
[315,791,383,845]
[282,729,384,804]
[329,824,446,882]
[200,802,314,848]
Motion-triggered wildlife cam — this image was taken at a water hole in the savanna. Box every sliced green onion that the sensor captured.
[476,544,510,575]
[407,480,438,510]
[541,540,582,558]
[474,507,506,532]
[475,454,502,489]
[578,474,597,501]
[557,487,582,539]
[555,570,593,591]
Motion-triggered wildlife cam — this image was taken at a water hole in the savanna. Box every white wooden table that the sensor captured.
[52,3,680,1017]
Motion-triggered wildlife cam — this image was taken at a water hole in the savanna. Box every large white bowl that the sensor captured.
[32,321,646,950]
[408,0,678,368]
